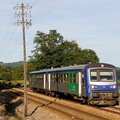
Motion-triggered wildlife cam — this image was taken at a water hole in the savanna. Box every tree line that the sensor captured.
[0,30,119,82]
[0,64,120,81]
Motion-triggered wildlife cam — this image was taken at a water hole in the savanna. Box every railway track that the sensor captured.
[0,84,120,120]
[27,94,108,120]
[101,106,120,113]
[11,88,120,120]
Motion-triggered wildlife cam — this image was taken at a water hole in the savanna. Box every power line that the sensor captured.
[32,0,64,23]
[31,0,40,7]
[0,0,22,62]
[0,0,64,63]
[0,25,18,60]
[32,0,59,19]
[2,31,22,62]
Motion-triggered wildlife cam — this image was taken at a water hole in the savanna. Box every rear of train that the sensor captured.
[84,63,119,105]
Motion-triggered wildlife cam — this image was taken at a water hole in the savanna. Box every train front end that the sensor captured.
[85,63,119,105]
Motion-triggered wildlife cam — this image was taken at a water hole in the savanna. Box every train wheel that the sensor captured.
[32,88,36,92]
[50,92,56,97]
[81,98,87,104]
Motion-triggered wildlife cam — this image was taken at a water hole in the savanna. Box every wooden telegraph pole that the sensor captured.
[14,3,32,118]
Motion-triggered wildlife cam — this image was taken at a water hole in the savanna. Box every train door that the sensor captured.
[43,74,46,90]
[78,72,82,96]
[81,71,86,96]
[45,73,51,91]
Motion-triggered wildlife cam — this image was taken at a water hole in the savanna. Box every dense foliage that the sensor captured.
[0,62,35,81]
[0,64,120,82]
[1,29,120,83]
[29,30,99,70]
[117,69,120,80]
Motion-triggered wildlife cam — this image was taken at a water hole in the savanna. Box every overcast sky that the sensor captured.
[0,0,120,67]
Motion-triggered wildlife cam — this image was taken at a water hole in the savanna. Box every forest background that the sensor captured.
[0,30,120,86]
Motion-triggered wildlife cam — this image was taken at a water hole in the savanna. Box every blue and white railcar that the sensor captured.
[84,63,119,105]
[30,63,119,105]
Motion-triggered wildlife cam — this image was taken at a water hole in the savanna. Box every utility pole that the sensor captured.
[14,3,32,118]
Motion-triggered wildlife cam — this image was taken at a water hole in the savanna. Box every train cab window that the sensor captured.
[90,69,114,82]
[82,72,84,83]
[90,72,97,81]
[100,71,114,81]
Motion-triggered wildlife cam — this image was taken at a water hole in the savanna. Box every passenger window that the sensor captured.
[68,73,76,83]
[32,75,36,81]
[82,72,84,83]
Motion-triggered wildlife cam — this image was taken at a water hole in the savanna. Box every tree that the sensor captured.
[29,30,99,70]
[79,49,99,64]
[117,69,120,80]
[12,65,24,80]
[1,72,12,81]
[0,66,13,80]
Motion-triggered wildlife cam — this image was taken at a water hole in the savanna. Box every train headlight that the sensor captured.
[110,85,116,89]
[91,86,94,89]
[113,85,116,89]
[91,85,98,89]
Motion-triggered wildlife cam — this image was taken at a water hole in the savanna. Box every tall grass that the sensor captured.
[0,80,24,87]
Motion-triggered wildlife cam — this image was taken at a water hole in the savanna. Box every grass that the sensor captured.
[8,116,23,120]
[0,80,24,87]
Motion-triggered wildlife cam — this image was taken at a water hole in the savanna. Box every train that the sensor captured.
[30,63,119,105]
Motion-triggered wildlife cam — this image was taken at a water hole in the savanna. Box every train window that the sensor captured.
[68,73,76,83]
[51,73,55,82]
[51,73,56,82]
[56,72,68,83]
[59,73,62,83]
[82,72,84,83]
[36,74,44,82]
[62,73,68,83]
[90,69,114,82]
[51,73,58,82]
[51,72,69,83]
[36,75,40,81]
[100,71,114,81]
[91,72,97,81]
[31,74,37,81]
[64,73,68,83]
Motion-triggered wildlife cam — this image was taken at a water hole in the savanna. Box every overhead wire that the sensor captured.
[0,26,20,62]
[0,0,64,63]
[0,0,22,62]
[0,14,15,57]
[31,0,40,7]
[32,0,60,19]
[32,0,53,15]
[32,0,64,23]
[3,29,22,62]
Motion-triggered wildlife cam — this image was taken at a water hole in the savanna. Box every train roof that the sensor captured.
[30,64,86,74]
[30,63,116,74]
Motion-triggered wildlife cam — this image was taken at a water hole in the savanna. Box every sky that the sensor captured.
[0,0,120,67]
